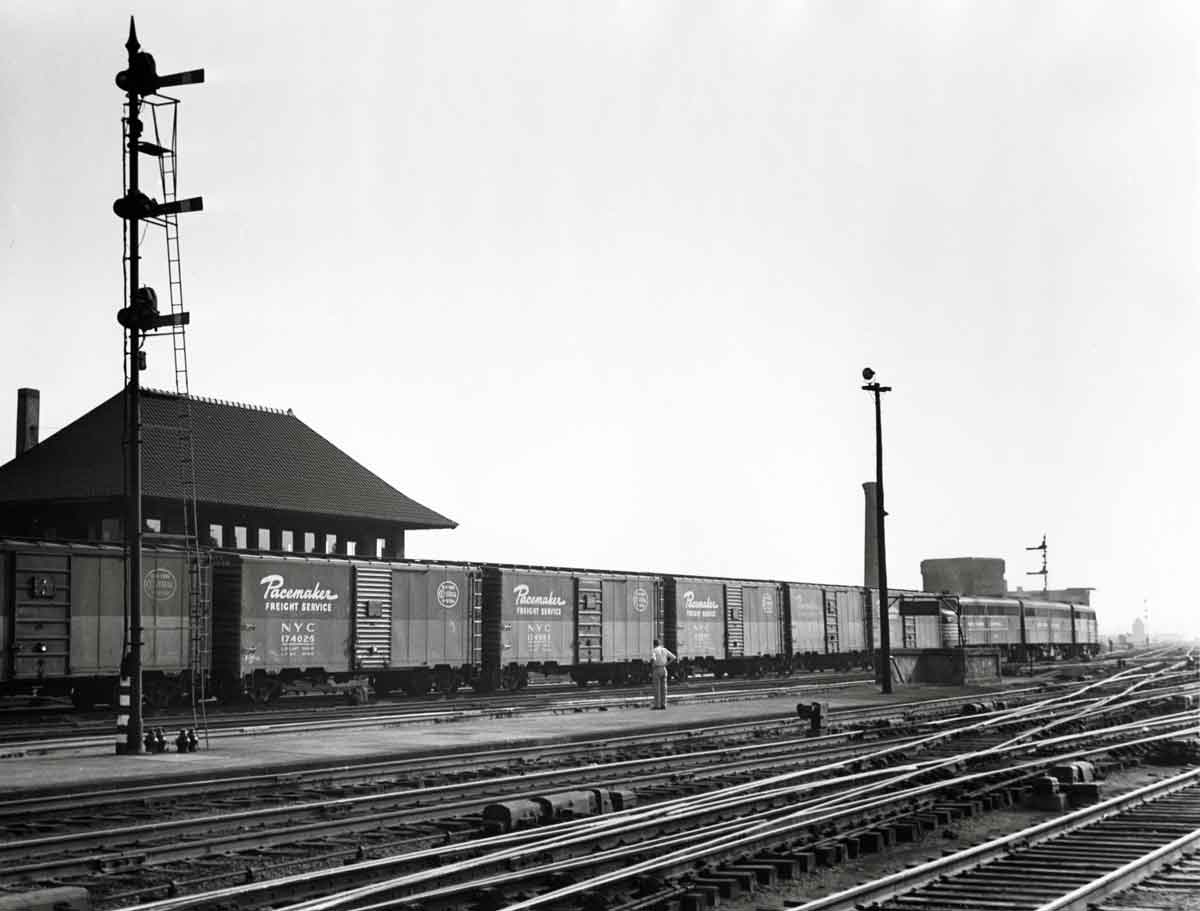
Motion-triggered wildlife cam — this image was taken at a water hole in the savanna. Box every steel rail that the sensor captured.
[0,680,1096,815]
[0,724,929,867]
[288,727,1198,911]
[0,678,872,756]
[1036,824,1200,910]
[784,766,1200,911]
[130,716,1196,911]
[11,689,1181,864]
[21,684,1189,910]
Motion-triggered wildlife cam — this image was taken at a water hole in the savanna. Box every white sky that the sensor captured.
[2,3,1196,639]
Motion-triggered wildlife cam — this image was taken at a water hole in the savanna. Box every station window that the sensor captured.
[234,526,248,549]
[145,517,162,533]
[303,532,316,553]
[281,530,294,552]
[208,524,223,547]
[376,538,386,559]
[325,534,337,554]
[346,540,357,556]
[101,517,122,542]
[258,529,271,550]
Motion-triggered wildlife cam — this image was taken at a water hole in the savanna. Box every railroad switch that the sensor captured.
[1049,760,1097,784]
[175,729,199,752]
[796,701,828,733]
[143,727,168,753]
[1029,775,1069,811]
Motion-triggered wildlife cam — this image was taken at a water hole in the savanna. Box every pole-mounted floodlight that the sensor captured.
[861,367,893,695]
[114,16,204,755]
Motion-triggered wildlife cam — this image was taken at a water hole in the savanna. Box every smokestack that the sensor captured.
[863,481,879,588]
[15,388,39,458]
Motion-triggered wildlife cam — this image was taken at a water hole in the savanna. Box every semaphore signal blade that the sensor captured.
[158,68,205,87]
[149,196,204,217]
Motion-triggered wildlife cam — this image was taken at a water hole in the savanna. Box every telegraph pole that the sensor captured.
[861,368,893,694]
[113,18,203,753]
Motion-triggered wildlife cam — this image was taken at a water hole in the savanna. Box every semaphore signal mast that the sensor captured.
[1026,533,1048,594]
[112,17,205,755]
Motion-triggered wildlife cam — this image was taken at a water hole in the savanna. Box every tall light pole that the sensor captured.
[862,367,892,694]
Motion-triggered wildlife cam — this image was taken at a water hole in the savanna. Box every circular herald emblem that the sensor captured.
[144,568,177,601]
[632,588,649,613]
[436,580,460,609]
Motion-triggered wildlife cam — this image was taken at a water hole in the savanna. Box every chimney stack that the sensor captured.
[15,388,39,458]
[863,481,879,588]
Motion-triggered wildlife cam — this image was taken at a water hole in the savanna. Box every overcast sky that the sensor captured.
[2,2,1195,639]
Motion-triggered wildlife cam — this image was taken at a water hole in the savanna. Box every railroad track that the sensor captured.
[6,662,1188,760]
[93,716,1193,911]
[0,675,876,755]
[788,766,1200,911]
[1,667,1194,911]
[0,672,877,733]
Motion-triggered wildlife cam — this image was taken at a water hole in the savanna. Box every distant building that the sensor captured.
[1132,617,1147,644]
[0,388,455,558]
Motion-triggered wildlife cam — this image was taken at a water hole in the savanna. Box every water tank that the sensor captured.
[921,557,1006,596]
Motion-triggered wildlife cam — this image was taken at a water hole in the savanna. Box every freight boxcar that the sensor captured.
[661,576,788,678]
[782,583,875,671]
[734,581,786,675]
[211,552,355,702]
[367,560,481,697]
[784,583,825,667]
[0,539,194,708]
[662,576,726,676]
[479,566,662,691]
[571,571,661,686]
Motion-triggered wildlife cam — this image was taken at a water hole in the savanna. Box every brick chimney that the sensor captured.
[15,388,39,458]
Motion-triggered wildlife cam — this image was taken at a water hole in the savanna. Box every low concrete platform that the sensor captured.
[0,682,1022,798]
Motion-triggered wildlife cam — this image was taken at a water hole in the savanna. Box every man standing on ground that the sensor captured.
[650,639,676,710]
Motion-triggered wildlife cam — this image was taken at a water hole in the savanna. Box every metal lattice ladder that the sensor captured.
[148,98,210,744]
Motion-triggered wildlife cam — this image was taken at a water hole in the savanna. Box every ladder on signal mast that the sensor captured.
[144,97,210,743]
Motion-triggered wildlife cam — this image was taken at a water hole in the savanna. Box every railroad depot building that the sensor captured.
[0,388,455,558]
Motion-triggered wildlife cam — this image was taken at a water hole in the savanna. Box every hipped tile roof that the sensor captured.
[0,390,456,529]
